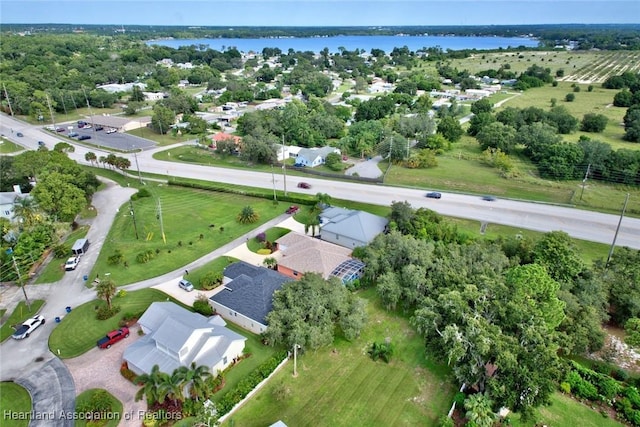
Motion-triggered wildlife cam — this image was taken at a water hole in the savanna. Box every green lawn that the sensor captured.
[0,138,23,154]
[223,289,454,427]
[510,392,623,427]
[87,183,288,286]
[48,289,184,358]
[184,256,238,291]
[0,382,32,427]
[74,389,123,427]
[34,226,89,284]
[246,227,291,252]
[0,300,46,342]
[213,322,282,401]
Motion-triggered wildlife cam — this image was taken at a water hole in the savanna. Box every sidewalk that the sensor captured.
[147,214,309,307]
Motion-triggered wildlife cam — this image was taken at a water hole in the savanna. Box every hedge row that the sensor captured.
[564,360,640,426]
[168,180,315,206]
[216,350,288,416]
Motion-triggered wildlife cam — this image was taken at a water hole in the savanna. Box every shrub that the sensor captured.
[120,362,137,382]
[257,248,272,255]
[368,341,394,363]
[136,250,156,264]
[565,93,575,102]
[53,244,70,258]
[237,206,259,224]
[107,250,124,266]
[256,232,266,242]
[565,371,598,400]
[200,271,223,290]
[96,305,121,320]
[437,415,454,427]
[560,381,571,394]
[193,294,214,316]
[131,188,151,200]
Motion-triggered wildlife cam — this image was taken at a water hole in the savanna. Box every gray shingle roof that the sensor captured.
[212,261,292,324]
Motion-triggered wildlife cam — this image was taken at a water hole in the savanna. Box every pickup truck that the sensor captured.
[64,256,80,271]
[97,327,129,349]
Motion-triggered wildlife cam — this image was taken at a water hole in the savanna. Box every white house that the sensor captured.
[295,146,341,168]
[123,302,246,376]
[0,186,30,222]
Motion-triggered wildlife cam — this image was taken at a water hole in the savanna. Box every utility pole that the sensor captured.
[45,93,56,130]
[6,249,30,309]
[2,82,15,116]
[156,199,166,244]
[293,344,300,377]
[129,200,139,240]
[134,152,143,184]
[579,163,591,202]
[607,193,630,267]
[282,134,288,196]
[271,165,277,202]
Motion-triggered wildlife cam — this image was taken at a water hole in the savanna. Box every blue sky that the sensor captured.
[1,1,638,26]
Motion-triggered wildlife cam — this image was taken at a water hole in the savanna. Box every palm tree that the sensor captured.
[95,277,117,309]
[85,151,97,166]
[176,362,212,401]
[12,197,40,228]
[158,370,184,406]
[237,206,259,224]
[134,365,164,404]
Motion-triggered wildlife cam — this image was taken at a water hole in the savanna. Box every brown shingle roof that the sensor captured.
[276,232,352,278]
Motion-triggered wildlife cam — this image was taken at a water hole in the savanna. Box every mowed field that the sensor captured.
[223,289,454,427]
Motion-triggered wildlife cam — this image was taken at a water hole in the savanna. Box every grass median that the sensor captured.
[0,300,46,342]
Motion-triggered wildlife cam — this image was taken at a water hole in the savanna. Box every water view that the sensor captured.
[148,34,539,53]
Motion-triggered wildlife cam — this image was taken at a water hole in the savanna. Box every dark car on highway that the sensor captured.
[16,132,23,137]
[78,135,91,141]
[482,195,497,202]
[297,182,311,189]
[426,192,442,199]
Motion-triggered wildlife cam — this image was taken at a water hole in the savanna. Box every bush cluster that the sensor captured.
[120,363,137,382]
[96,305,121,320]
[136,250,156,264]
[216,351,287,416]
[193,296,214,316]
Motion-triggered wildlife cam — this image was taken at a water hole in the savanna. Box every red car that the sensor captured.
[297,182,311,189]
[286,205,299,214]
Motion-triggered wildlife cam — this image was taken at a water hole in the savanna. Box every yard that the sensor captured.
[48,289,185,358]
[73,389,123,427]
[87,183,287,286]
[34,226,89,285]
[223,288,455,427]
[0,382,32,427]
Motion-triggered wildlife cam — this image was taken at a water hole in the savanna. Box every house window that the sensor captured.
[293,271,298,276]
[234,312,237,317]
[4,211,9,216]
[223,356,228,365]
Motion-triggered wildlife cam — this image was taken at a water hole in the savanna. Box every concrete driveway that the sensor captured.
[344,155,383,178]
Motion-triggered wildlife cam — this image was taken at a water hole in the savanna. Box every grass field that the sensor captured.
[223,288,454,427]
[0,138,23,154]
[0,382,32,427]
[74,389,123,427]
[86,183,288,286]
[0,300,46,342]
[34,226,89,285]
[48,289,184,358]
[510,392,623,427]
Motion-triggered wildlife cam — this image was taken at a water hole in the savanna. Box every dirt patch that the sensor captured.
[588,325,640,374]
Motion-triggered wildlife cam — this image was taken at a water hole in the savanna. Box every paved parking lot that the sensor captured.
[50,123,157,152]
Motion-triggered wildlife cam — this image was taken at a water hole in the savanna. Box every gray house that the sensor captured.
[209,261,292,334]
[295,146,340,168]
[123,302,246,376]
[0,186,30,222]
[319,207,389,249]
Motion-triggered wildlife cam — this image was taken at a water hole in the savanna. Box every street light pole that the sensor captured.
[607,193,630,267]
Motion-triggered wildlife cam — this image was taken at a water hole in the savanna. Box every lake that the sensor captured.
[147,34,539,53]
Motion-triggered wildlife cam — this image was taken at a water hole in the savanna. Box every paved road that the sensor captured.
[2,114,639,250]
